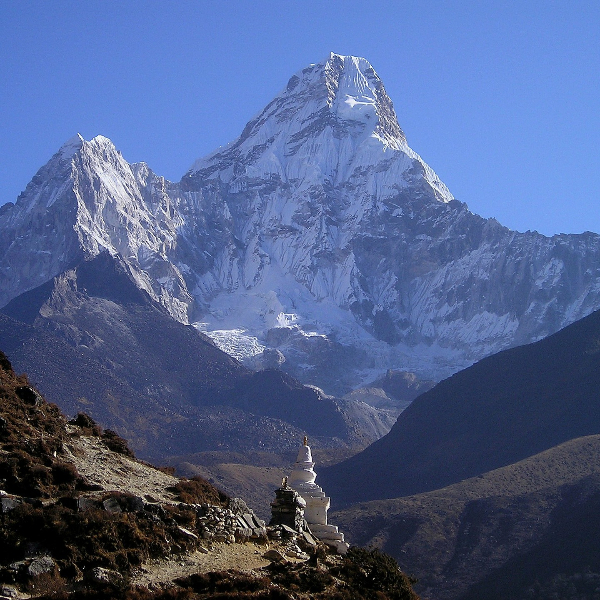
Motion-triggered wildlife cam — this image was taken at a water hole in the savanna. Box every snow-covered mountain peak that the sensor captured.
[78,135,127,165]
[321,53,406,147]
[6,54,600,395]
[0,132,193,321]
[56,134,117,161]
[52,134,121,169]
[58,133,85,159]
[186,53,410,185]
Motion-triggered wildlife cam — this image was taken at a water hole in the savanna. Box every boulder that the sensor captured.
[263,549,286,562]
[86,567,124,586]
[0,585,18,598]
[102,497,122,514]
[27,556,56,577]
[1,497,21,514]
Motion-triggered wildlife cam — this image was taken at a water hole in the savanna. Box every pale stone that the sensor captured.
[1,497,21,514]
[28,556,56,577]
[263,549,286,562]
[87,567,123,585]
[0,585,18,598]
[177,526,198,540]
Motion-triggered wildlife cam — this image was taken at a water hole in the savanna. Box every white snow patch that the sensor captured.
[196,327,265,362]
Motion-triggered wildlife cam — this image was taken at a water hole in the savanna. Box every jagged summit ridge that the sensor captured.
[321,53,406,146]
[58,132,85,159]
[186,53,448,198]
[0,133,191,321]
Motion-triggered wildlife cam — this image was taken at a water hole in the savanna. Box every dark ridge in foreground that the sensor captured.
[322,306,600,505]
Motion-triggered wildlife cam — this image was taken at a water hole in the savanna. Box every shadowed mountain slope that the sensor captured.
[322,306,600,504]
[0,253,383,462]
[333,435,600,600]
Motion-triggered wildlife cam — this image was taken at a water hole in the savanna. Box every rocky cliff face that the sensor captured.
[2,53,600,392]
[0,134,193,323]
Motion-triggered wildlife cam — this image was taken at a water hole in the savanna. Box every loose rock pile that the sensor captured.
[265,524,318,561]
[0,488,267,594]
[189,500,267,544]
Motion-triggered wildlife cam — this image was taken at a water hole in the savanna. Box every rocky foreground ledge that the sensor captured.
[0,350,419,599]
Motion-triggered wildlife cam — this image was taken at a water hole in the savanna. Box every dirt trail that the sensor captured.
[64,431,179,502]
[63,433,296,588]
[131,542,274,588]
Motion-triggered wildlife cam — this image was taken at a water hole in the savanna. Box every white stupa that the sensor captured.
[288,436,349,554]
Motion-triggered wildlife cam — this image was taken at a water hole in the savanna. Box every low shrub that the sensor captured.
[176,571,271,594]
[52,461,79,485]
[101,429,135,458]
[0,495,200,576]
[331,547,420,600]
[69,413,103,437]
[169,477,229,506]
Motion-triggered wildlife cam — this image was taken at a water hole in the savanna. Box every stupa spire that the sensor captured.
[288,438,349,554]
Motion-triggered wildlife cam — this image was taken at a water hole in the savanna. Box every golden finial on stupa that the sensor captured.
[303,435,308,446]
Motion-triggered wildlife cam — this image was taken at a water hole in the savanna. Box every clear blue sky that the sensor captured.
[1,1,599,235]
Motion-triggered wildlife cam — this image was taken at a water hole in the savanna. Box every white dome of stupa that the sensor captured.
[288,437,349,554]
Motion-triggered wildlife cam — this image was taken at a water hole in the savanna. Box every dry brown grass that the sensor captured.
[169,476,229,506]
[334,435,600,600]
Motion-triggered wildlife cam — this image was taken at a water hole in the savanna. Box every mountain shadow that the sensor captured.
[0,253,377,463]
[332,435,600,600]
[321,306,600,505]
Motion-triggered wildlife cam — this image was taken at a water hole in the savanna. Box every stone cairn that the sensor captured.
[269,476,307,532]
[267,477,316,561]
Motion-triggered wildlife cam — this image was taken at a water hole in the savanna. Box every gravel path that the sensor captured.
[131,542,273,588]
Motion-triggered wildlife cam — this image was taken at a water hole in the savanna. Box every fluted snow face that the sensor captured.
[0,135,85,307]
[0,135,192,320]
[188,53,451,201]
[3,54,600,390]
[181,46,600,384]
[181,54,456,344]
